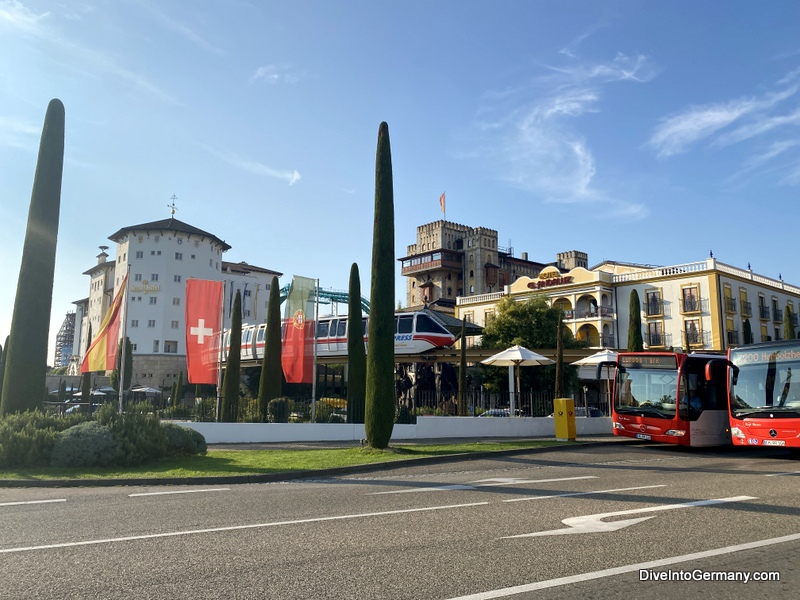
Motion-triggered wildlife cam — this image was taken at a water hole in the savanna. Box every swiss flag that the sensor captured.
[185,279,223,384]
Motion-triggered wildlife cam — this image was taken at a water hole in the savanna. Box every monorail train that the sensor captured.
[224,311,456,361]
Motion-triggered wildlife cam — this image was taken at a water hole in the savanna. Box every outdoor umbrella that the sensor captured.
[481,345,554,415]
[571,350,618,409]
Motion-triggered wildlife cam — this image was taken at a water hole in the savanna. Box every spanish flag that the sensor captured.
[80,274,128,373]
[439,192,446,213]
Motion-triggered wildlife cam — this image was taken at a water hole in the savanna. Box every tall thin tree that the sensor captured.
[221,291,242,422]
[365,122,396,449]
[258,276,283,421]
[783,305,796,341]
[627,290,644,351]
[347,263,367,424]
[457,319,468,415]
[554,311,564,397]
[743,318,753,345]
[1,99,65,415]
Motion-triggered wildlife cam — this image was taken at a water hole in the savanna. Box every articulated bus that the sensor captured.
[601,352,731,447]
[722,340,800,450]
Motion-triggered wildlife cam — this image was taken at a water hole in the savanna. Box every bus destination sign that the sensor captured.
[619,355,678,370]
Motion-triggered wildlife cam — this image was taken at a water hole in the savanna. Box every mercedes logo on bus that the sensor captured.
[769,429,778,438]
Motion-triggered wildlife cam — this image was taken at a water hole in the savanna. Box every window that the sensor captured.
[154,236,160,242]
[164,340,178,353]
[645,290,662,316]
[131,320,139,328]
[172,297,180,306]
[134,273,142,282]
[135,251,143,259]
[397,315,413,334]
[148,320,156,327]
[244,289,251,297]
[153,340,159,352]
[685,319,701,345]
[149,297,157,305]
[174,275,181,283]
[191,254,195,259]
[151,274,159,281]
[647,321,664,346]
[682,287,699,312]
[171,320,179,329]
[175,252,183,260]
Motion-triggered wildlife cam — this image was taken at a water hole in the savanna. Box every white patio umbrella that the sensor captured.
[571,350,618,410]
[481,345,554,415]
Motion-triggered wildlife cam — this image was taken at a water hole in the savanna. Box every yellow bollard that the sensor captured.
[553,398,576,442]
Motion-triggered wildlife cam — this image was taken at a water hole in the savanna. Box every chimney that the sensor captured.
[521,252,528,261]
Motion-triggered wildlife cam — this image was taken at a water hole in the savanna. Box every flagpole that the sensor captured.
[216,280,226,422]
[118,265,131,415]
[311,279,319,420]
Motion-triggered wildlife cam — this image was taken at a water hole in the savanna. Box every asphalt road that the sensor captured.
[1,443,799,599]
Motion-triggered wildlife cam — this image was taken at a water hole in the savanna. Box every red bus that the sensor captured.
[600,352,731,447]
[722,340,800,450]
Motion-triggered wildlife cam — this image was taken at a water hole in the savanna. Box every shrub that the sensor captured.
[0,410,88,468]
[268,398,290,423]
[395,405,415,424]
[95,402,167,466]
[162,422,207,456]
[313,402,333,423]
[328,413,346,424]
[193,397,217,422]
[50,421,122,468]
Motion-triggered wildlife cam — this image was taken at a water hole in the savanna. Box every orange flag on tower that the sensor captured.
[80,274,128,373]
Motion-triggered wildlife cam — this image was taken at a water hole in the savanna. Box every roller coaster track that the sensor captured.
[280,284,370,314]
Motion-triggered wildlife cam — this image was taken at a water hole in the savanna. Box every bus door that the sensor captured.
[681,358,731,446]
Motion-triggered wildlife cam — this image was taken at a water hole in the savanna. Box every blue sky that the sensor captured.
[2,0,800,363]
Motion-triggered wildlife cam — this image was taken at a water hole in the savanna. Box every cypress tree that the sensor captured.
[175,370,184,407]
[783,306,796,341]
[627,290,644,351]
[221,291,242,422]
[258,276,283,421]
[0,336,7,407]
[347,263,366,424]
[365,122,396,449]
[58,380,66,404]
[111,337,133,393]
[1,99,65,415]
[457,319,468,415]
[80,324,92,406]
[171,381,178,407]
[743,318,753,345]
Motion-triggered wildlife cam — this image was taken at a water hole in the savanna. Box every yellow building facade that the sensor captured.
[456,258,800,352]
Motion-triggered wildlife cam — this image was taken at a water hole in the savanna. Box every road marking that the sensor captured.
[503,496,756,538]
[129,488,230,497]
[0,501,489,555]
[369,476,597,495]
[764,470,800,476]
[503,485,666,503]
[0,499,66,507]
[443,532,800,600]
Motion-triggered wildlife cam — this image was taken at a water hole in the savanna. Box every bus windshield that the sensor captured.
[729,348,800,418]
[615,367,678,419]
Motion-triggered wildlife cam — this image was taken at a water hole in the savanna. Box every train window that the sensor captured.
[397,315,413,334]
[416,314,445,333]
[317,321,330,338]
[243,329,253,344]
[337,318,347,337]
[362,317,368,332]
[256,326,265,343]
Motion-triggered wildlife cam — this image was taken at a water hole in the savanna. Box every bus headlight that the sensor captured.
[664,429,686,437]
[730,426,745,438]
[613,422,625,429]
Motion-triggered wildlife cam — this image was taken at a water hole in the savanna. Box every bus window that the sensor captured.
[397,315,413,334]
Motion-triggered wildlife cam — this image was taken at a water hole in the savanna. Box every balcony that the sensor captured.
[727,330,740,345]
[759,305,770,320]
[724,297,737,313]
[741,301,752,318]
[400,250,462,276]
[773,309,782,322]
[685,329,702,345]
[564,306,615,320]
[682,298,700,313]
[647,332,670,347]
[644,299,663,317]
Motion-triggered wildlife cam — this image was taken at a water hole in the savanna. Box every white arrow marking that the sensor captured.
[368,476,596,495]
[503,495,757,538]
[503,484,666,503]
[764,470,800,476]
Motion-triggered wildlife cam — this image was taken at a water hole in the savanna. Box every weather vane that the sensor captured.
[168,194,178,217]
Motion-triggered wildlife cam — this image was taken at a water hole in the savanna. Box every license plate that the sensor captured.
[635,434,652,440]
[762,439,786,446]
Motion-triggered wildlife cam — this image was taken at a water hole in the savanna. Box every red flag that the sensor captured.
[81,274,128,373]
[281,276,316,383]
[185,279,223,384]
[439,192,446,213]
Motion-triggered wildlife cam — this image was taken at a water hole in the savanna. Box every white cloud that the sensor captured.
[249,65,303,85]
[203,145,301,186]
[0,0,49,32]
[470,51,652,218]
[0,115,40,149]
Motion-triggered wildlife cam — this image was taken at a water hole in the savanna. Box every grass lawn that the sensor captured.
[0,440,567,481]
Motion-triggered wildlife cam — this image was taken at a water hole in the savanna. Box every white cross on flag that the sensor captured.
[185,279,223,384]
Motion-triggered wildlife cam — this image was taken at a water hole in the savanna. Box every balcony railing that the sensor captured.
[727,330,740,345]
[741,301,752,318]
[773,309,782,322]
[564,306,615,320]
[647,332,668,347]
[759,305,770,320]
[682,298,700,313]
[724,297,737,313]
[685,330,702,345]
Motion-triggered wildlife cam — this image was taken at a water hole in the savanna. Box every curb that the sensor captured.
[0,439,635,489]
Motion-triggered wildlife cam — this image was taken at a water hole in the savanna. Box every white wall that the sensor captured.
[178,416,612,444]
